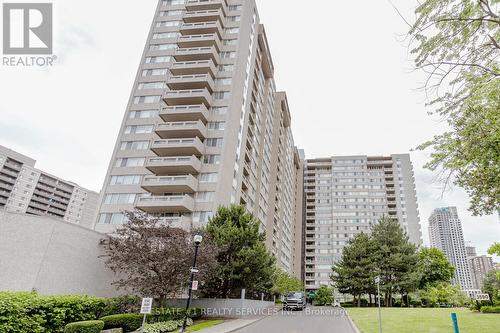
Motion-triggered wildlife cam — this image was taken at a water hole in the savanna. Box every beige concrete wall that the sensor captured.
[0,211,120,297]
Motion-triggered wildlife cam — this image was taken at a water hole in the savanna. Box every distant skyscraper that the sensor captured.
[303,154,422,291]
[0,145,99,229]
[428,207,474,292]
[466,245,495,289]
[93,0,304,277]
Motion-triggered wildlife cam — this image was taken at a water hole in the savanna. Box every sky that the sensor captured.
[0,0,498,258]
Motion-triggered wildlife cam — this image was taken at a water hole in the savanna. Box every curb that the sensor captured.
[225,316,268,333]
[343,308,362,333]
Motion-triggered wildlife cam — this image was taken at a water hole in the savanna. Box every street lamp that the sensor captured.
[180,235,203,333]
[375,276,382,333]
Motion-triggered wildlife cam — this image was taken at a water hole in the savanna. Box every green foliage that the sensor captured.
[0,292,106,333]
[271,268,304,296]
[144,319,193,333]
[202,205,276,298]
[100,313,143,332]
[480,306,500,313]
[332,233,377,305]
[101,295,141,317]
[410,0,500,216]
[488,242,500,256]
[416,247,455,289]
[314,286,333,306]
[63,320,104,333]
[482,270,500,304]
[419,283,467,307]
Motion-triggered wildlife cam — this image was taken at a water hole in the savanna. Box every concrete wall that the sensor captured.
[0,211,120,297]
[166,298,275,317]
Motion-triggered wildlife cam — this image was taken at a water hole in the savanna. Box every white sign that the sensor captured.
[475,293,490,301]
[140,297,153,314]
[192,280,199,291]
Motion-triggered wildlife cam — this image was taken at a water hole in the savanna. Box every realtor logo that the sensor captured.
[3,3,53,54]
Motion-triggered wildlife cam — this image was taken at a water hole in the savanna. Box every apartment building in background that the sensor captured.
[94,0,304,277]
[466,246,495,289]
[428,207,475,293]
[303,154,422,291]
[0,145,99,229]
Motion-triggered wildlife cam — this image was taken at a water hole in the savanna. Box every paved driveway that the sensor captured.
[232,306,357,333]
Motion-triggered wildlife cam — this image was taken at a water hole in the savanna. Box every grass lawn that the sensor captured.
[347,308,500,333]
[186,319,224,332]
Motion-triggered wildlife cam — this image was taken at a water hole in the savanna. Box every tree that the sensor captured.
[202,205,276,298]
[482,270,500,304]
[315,285,333,306]
[332,233,377,307]
[419,282,467,307]
[416,247,455,289]
[100,211,216,304]
[488,242,500,256]
[271,269,304,297]
[371,218,418,307]
[408,0,500,216]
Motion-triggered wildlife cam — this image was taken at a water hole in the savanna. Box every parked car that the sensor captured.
[284,292,306,310]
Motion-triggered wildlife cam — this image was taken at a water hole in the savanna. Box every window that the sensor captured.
[156,20,181,27]
[208,121,225,130]
[206,138,223,148]
[153,32,179,39]
[133,96,161,104]
[225,28,239,34]
[149,44,177,51]
[145,56,172,64]
[138,82,166,90]
[220,52,236,59]
[211,106,228,115]
[142,68,168,77]
[227,16,241,22]
[214,91,230,100]
[124,125,154,134]
[192,211,213,223]
[199,173,218,183]
[202,155,221,165]
[115,158,145,167]
[215,78,232,85]
[195,192,216,202]
[218,64,234,72]
[159,10,184,16]
[110,175,142,185]
[129,110,159,119]
[223,39,238,46]
[120,141,149,150]
[228,5,243,11]
[104,193,136,204]
[162,0,185,5]
[98,213,128,225]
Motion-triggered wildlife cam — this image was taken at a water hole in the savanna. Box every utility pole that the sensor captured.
[180,235,202,333]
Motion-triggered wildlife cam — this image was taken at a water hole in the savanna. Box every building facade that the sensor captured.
[94,0,303,277]
[428,207,475,292]
[470,254,495,289]
[303,154,422,290]
[0,145,99,229]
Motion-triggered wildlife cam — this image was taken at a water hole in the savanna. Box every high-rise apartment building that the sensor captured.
[466,246,495,289]
[303,154,422,290]
[0,145,99,229]
[428,207,475,292]
[94,0,303,276]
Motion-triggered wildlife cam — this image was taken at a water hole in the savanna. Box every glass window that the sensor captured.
[104,193,136,204]
[153,32,179,39]
[156,20,181,27]
[115,158,145,167]
[142,68,168,77]
[138,82,166,90]
[110,175,142,185]
[199,173,218,183]
[133,96,161,104]
[202,155,221,164]
[159,10,184,16]
[208,121,225,130]
[124,125,154,134]
[206,138,223,148]
[145,56,172,64]
[149,44,177,51]
[120,141,149,150]
[129,110,159,118]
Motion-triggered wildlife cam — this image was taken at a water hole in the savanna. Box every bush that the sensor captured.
[101,296,141,317]
[480,306,500,313]
[149,307,203,322]
[0,292,106,333]
[100,313,143,332]
[64,320,104,333]
[144,319,192,333]
[315,286,333,306]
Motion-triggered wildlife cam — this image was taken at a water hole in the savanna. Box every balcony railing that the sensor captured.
[151,137,205,157]
[167,74,214,93]
[142,175,198,194]
[174,46,220,65]
[136,195,195,213]
[155,120,207,139]
[164,89,212,108]
[160,104,209,123]
[170,60,217,78]
[146,155,202,175]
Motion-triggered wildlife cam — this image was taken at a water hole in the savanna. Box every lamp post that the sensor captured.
[180,235,202,333]
[375,276,382,333]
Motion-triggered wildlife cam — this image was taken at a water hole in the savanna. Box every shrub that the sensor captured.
[101,296,141,317]
[143,320,191,333]
[100,313,143,332]
[149,307,203,322]
[480,306,500,313]
[64,320,104,333]
[0,292,105,333]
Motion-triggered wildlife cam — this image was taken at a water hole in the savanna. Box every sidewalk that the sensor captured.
[196,318,263,333]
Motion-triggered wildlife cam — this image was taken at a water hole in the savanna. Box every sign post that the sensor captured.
[140,297,153,333]
[451,312,460,333]
[375,276,382,333]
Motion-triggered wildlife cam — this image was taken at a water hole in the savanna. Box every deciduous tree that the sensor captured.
[416,247,455,289]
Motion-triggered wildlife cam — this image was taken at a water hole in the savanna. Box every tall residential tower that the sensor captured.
[428,207,475,293]
[94,0,303,277]
[303,154,422,291]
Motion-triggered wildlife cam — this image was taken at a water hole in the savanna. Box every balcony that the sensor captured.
[136,195,195,213]
[160,105,209,123]
[164,89,212,108]
[185,0,227,12]
[174,46,220,65]
[177,33,221,51]
[167,74,214,93]
[0,181,13,192]
[151,137,205,156]
[180,21,223,38]
[0,174,16,185]
[141,175,198,194]
[183,9,225,25]
[146,155,202,175]
[155,121,207,139]
[170,60,217,78]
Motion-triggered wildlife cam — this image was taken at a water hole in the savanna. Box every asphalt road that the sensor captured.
[232,306,357,333]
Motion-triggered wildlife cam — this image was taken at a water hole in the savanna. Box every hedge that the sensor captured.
[480,306,500,313]
[100,314,143,332]
[144,319,193,333]
[64,320,105,333]
[0,292,106,333]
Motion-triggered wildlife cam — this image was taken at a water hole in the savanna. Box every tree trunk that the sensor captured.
[357,294,361,307]
[369,294,372,307]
